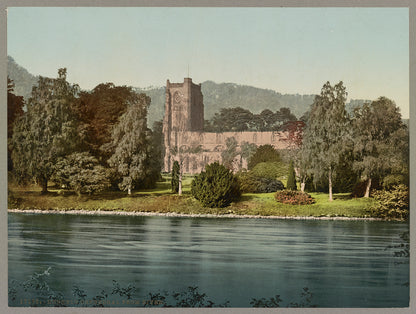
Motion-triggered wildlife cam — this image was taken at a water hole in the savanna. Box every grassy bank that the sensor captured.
[8,177,376,218]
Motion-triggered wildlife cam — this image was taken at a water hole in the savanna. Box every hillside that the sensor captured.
[8,56,368,127]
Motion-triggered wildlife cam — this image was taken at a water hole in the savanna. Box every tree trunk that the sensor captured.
[41,178,48,194]
[301,177,305,193]
[364,177,372,198]
[328,167,333,202]
[128,186,131,195]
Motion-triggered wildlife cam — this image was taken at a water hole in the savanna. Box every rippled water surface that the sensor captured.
[8,213,409,307]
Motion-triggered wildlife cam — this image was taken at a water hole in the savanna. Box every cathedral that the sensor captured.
[162,78,291,174]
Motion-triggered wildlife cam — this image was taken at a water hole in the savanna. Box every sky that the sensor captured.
[7,7,409,118]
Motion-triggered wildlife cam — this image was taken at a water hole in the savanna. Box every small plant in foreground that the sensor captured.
[274,190,315,205]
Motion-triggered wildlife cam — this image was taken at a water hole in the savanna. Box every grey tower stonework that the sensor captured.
[163,78,291,174]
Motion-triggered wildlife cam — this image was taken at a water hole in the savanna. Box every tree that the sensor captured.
[248,144,281,170]
[239,142,257,170]
[286,160,297,190]
[72,83,139,161]
[191,162,241,208]
[351,97,407,197]
[11,69,80,193]
[107,93,151,195]
[7,78,25,171]
[210,107,254,131]
[171,161,180,193]
[300,81,350,201]
[221,137,238,170]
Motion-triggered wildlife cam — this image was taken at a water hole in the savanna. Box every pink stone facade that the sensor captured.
[163,78,291,174]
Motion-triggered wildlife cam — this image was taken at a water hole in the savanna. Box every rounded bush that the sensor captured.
[274,190,315,205]
[238,172,284,193]
[191,162,241,208]
[371,184,409,220]
[251,162,288,180]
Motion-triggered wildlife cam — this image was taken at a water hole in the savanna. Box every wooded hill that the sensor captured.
[8,55,368,126]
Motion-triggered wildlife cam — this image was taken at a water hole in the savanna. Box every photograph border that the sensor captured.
[0,1,414,313]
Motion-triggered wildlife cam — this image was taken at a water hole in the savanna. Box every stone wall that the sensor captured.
[163,130,290,174]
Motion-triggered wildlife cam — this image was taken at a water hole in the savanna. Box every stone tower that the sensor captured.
[163,78,204,171]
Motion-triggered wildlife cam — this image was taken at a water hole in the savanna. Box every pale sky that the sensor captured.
[7,7,409,118]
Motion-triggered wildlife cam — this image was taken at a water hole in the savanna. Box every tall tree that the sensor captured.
[11,69,80,193]
[301,81,350,201]
[239,141,257,170]
[351,97,407,197]
[221,137,238,170]
[7,77,25,171]
[72,83,139,161]
[107,93,151,195]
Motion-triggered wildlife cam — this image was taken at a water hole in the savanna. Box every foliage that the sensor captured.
[286,160,297,190]
[221,137,238,169]
[238,172,284,193]
[370,185,409,220]
[251,287,316,308]
[191,162,241,208]
[350,178,381,198]
[52,152,110,196]
[300,81,350,201]
[351,97,408,196]
[248,145,282,170]
[150,120,165,181]
[10,69,80,193]
[288,287,317,307]
[73,83,141,160]
[107,93,155,194]
[171,161,180,193]
[275,190,315,205]
[8,188,21,208]
[7,78,25,171]
[382,174,408,190]
[250,295,282,307]
[239,141,257,169]
[204,106,297,132]
[251,161,288,180]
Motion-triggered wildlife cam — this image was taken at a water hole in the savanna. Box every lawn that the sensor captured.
[8,175,376,218]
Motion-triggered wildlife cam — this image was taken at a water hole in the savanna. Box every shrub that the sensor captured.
[251,162,288,180]
[238,172,284,193]
[370,184,409,220]
[286,160,297,190]
[52,152,110,196]
[171,161,180,193]
[191,162,241,208]
[8,189,20,208]
[382,174,408,190]
[248,145,281,169]
[274,190,315,205]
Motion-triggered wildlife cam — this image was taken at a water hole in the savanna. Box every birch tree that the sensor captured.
[301,81,350,201]
[351,97,407,197]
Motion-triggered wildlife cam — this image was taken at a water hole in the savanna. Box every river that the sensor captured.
[8,212,409,307]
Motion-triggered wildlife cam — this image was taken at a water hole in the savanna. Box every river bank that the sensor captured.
[8,208,383,220]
